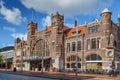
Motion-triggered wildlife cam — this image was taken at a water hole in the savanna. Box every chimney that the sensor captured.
[74,20,78,27]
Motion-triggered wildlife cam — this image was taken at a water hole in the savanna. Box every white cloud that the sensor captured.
[11,33,27,41]
[42,15,51,26]
[0,1,27,25]
[42,14,74,27]
[20,0,113,15]
[3,26,16,32]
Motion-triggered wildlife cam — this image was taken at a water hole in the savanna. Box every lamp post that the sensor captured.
[119,57,120,75]
[75,20,78,77]
[21,37,24,72]
[81,34,84,72]
[41,27,46,73]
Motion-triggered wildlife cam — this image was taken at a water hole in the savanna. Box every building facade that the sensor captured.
[0,46,14,69]
[14,8,120,71]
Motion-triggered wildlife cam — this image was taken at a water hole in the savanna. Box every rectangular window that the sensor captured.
[72,42,76,51]
[88,27,92,33]
[96,25,100,32]
[92,26,96,32]
[87,39,90,50]
[78,41,81,50]
[91,38,96,49]
[97,38,101,48]
[88,25,100,34]
[67,43,70,52]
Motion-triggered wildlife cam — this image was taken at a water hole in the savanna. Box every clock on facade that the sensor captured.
[107,51,113,56]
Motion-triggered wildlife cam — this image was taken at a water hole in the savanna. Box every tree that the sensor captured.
[0,55,3,63]
[0,49,3,68]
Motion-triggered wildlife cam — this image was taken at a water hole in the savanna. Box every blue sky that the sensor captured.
[0,0,120,48]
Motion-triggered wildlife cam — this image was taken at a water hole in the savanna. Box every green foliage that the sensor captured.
[0,48,3,63]
[0,55,3,63]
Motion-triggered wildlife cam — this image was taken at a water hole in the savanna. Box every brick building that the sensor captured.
[14,8,120,71]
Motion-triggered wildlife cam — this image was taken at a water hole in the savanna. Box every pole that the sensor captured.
[119,58,120,76]
[21,37,24,72]
[41,53,43,73]
[5,54,7,71]
[41,28,46,73]
[81,34,84,72]
[75,20,78,77]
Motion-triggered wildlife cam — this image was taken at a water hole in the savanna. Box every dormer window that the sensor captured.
[72,32,76,36]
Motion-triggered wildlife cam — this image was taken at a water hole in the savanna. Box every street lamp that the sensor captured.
[75,20,78,77]
[21,37,24,72]
[41,27,46,73]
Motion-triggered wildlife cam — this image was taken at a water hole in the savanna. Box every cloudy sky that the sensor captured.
[0,0,120,48]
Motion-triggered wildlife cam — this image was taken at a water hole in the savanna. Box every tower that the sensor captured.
[50,12,65,71]
[27,21,37,64]
[51,11,64,31]
[27,21,37,40]
[100,8,112,45]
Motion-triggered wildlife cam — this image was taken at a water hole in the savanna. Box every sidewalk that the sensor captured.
[0,69,120,80]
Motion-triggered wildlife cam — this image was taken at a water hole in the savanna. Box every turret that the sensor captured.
[100,8,112,45]
[51,11,64,29]
[100,8,112,30]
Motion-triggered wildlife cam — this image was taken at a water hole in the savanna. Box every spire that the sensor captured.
[101,8,111,14]
[31,10,34,21]
[56,11,60,16]
[15,37,21,43]
[74,20,78,27]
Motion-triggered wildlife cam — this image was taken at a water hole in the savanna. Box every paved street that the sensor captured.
[0,72,57,80]
[0,71,119,80]
[0,72,112,80]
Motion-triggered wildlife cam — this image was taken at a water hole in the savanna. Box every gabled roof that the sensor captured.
[45,26,68,31]
[46,26,53,31]
[65,26,85,37]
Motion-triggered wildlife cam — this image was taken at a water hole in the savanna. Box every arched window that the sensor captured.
[78,63,81,68]
[67,63,70,68]
[67,55,81,62]
[86,54,102,61]
[71,63,75,68]
[66,55,81,69]
[36,39,50,57]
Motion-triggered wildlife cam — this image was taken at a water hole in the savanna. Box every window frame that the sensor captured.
[87,39,90,50]
[88,25,100,34]
[66,43,70,53]
[91,38,96,49]
[72,42,76,52]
